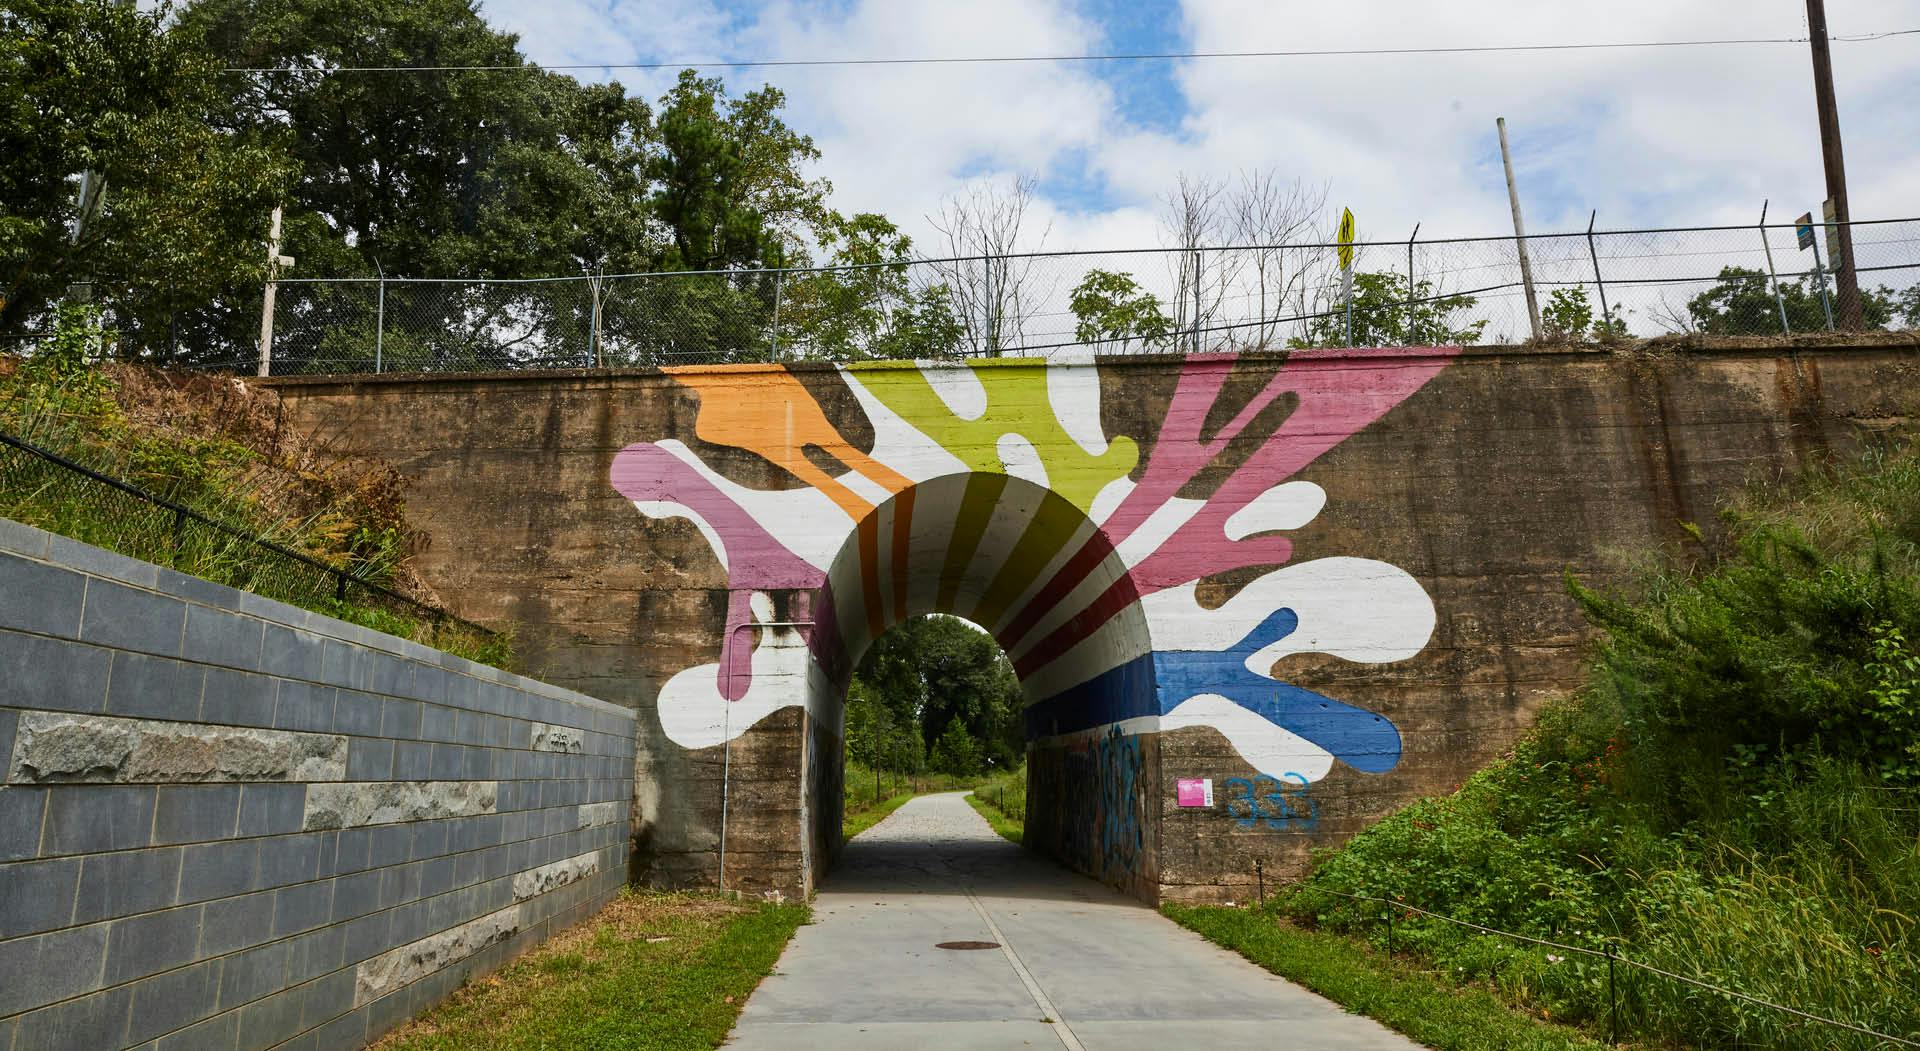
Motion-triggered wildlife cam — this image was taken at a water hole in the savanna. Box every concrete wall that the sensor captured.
[0,521,635,1051]
[264,337,1920,903]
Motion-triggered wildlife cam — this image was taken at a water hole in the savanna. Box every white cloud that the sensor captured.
[482,0,1919,261]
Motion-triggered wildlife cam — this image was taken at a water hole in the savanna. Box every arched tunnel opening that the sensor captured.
[611,352,1451,903]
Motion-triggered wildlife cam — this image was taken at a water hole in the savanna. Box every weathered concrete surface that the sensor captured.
[727,792,1421,1050]
[266,337,1920,903]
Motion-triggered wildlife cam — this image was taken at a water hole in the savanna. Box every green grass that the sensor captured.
[376,890,808,1050]
[1164,905,1610,1051]
[964,791,1023,844]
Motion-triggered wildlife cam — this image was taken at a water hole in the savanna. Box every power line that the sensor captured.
[224,27,1920,75]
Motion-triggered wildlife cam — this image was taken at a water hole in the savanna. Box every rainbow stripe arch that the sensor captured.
[610,348,1456,785]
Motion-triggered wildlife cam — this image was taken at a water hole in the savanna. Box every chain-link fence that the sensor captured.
[14,218,1920,374]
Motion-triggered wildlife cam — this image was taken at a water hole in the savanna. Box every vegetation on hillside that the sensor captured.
[1258,444,1920,1048]
[0,309,510,666]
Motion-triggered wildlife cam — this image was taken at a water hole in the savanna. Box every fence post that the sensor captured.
[374,275,385,374]
[1811,240,1836,331]
[1606,941,1619,1045]
[1385,899,1394,956]
[1255,860,1264,906]
[770,268,784,361]
[1192,249,1203,353]
[1758,200,1792,334]
[985,255,998,357]
[1586,211,1613,334]
[333,570,347,604]
[1406,224,1420,343]
[589,271,604,369]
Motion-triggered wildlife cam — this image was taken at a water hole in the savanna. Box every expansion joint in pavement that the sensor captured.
[961,882,1085,1050]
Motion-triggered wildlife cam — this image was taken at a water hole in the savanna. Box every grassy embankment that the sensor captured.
[1173,444,1920,1050]
[0,329,510,667]
[967,764,1026,843]
[373,891,808,1051]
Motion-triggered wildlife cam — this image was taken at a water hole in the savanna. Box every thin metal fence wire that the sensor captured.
[12,218,1917,373]
[1266,876,1920,1048]
[0,430,492,638]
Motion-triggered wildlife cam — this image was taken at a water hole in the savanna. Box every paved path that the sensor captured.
[726,792,1421,1050]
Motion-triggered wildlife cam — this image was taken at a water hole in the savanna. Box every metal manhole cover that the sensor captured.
[935,941,1000,950]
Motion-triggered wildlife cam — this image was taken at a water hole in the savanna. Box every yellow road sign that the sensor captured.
[1337,208,1356,271]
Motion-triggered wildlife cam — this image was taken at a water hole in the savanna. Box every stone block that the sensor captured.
[199,667,277,729]
[329,869,383,925]
[346,738,394,781]
[235,985,305,1048]
[274,680,335,733]
[286,921,346,986]
[238,783,308,837]
[45,535,159,589]
[258,832,325,889]
[153,1006,236,1051]
[182,604,263,672]
[392,741,431,781]
[74,847,180,924]
[332,690,382,737]
[367,824,411,870]
[8,713,346,785]
[104,904,203,985]
[0,920,107,1016]
[179,839,259,904]
[309,1006,367,1049]
[0,786,47,862]
[303,965,358,1026]
[0,855,78,937]
[125,957,220,1045]
[380,698,423,741]
[198,891,274,957]
[272,880,335,938]
[420,703,458,743]
[260,624,325,682]
[329,828,370,875]
[216,940,289,1011]
[9,983,130,1050]
[43,784,155,855]
[319,638,362,691]
[0,555,86,638]
[302,781,498,831]
[104,651,205,722]
[339,910,393,967]
[511,851,599,902]
[364,654,411,698]
[0,517,52,558]
[529,722,585,754]
[353,903,522,1007]
[78,578,186,657]
[0,708,15,772]
[428,744,464,780]
[0,631,111,715]
[153,784,242,845]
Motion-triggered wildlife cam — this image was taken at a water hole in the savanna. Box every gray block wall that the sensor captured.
[0,519,636,1051]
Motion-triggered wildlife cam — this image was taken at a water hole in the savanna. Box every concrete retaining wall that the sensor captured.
[0,520,636,1050]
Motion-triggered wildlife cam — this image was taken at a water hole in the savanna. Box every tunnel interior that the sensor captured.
[800,472,1160,892]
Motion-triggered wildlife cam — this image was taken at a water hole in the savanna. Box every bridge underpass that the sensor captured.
[264,339,1914,902]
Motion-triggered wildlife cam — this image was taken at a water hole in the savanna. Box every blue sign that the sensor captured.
[1795,213,1816,251]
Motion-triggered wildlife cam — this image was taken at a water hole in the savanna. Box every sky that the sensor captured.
[478,0,1920,256]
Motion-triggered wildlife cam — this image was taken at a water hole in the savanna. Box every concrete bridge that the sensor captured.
[266,338,1916,903]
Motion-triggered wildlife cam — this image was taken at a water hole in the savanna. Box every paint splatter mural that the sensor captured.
[609,347,1455,790]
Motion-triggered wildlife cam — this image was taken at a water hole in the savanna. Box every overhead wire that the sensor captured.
[223,27,1920,75]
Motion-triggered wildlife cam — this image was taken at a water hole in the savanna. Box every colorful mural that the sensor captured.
[609,347,1456,788]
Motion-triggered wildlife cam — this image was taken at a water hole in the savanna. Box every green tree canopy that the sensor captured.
[846,615,1024,777]
[1684,266,1904,335]
[1,0,291,344]
[1290,271,1486,348]
[1069,269,1173,352]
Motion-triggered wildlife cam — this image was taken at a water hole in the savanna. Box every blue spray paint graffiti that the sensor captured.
[1222,773,1319,831]
[1056,726,1145,885]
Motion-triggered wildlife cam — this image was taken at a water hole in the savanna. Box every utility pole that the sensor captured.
[1497,118,1543,343]
[1805,0,1863,329]
[256,206,294,377]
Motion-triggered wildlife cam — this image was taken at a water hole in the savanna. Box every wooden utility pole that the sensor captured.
[1497,118,1543,342]
[1805,0,1863,329]
[256,207,293,377]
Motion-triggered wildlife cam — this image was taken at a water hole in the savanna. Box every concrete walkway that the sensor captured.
[726,792,1422,1050]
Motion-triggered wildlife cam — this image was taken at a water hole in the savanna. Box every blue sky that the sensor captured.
[483,0,1920,255]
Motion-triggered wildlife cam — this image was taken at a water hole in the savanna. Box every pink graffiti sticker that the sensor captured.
[1176,778,1214,808]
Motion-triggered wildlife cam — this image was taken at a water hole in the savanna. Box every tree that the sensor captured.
[1226,171,1328,350]
[1684,266,1898,336]
[1543,286,1629,342]
[925,175,1053,356]
[1,0,291,353]
[1069,269,1172,352]
[846,615,1024,777]
[779,212,962,361]
[1291,271,1487,348]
